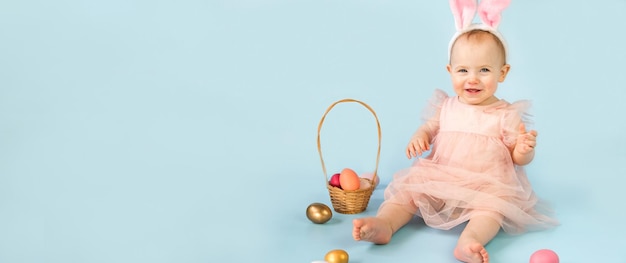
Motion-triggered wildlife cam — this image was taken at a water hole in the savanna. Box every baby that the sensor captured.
[352,1,558,262]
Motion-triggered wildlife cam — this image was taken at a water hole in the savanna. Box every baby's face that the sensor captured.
[447,33,510,106]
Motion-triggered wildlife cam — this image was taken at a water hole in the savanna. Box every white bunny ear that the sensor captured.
[477,0,511,28]
[450,0,477,31]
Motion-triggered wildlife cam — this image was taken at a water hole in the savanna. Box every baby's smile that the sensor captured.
[465,88,482,93]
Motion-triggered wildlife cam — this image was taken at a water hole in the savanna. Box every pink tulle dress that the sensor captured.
[382,90,558,234]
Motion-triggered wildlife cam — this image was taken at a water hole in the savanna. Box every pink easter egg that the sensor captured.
[529,249,559,263]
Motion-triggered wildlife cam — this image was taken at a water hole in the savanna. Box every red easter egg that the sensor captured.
[329,173,341,188]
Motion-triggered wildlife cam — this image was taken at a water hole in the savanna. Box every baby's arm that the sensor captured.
[512,123,537,165]
[407,91,443,159]
[406,125,432,159]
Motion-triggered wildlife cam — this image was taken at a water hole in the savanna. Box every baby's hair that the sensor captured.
[449,29,507,65]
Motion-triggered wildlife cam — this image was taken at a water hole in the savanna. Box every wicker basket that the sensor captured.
[316,98,381,214]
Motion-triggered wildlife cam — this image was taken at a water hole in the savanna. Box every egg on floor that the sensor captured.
[530,249,559,263]
[324,249,349,263]
[306,203,332,224]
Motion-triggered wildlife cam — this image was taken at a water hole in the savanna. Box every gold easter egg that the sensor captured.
[324,249,349,263]
[306,203,332,224]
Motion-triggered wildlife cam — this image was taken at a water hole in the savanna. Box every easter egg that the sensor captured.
[361,172,379,188]
[358,178,371,190]
[324,249,349,263]
[306,203,332,224]
[329,173,341,188]
[529,249,559,263]
[339,168,360,191]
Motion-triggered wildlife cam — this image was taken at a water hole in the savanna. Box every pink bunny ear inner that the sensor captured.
[450,0,477,31]
[477,0,511,28]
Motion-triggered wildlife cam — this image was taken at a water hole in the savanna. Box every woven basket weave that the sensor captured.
[316,99,381,214]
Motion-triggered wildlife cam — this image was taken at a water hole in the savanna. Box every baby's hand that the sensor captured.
[515,123,537,155]
[406,130,430,159]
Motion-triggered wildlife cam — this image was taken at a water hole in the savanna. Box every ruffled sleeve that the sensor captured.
[501,100,533,149]
[420,89,449,140]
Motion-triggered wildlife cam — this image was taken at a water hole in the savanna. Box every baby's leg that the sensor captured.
[352,203,414,244]
[453,214,502,263]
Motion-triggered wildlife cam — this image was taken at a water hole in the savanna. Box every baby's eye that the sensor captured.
[480,68,490,72]
[457,69,468,73]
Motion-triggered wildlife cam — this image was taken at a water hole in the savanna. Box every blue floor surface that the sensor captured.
[1,1,625,262]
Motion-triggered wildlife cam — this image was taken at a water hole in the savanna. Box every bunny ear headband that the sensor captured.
[448,0,511,62]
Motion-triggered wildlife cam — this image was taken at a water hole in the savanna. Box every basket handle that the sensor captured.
[317,99,381,187]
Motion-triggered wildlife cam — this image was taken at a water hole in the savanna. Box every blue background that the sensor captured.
[1,0,625,262]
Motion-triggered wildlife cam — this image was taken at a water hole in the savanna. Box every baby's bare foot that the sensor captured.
[352,217,392,245]
[453,242,489,263]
